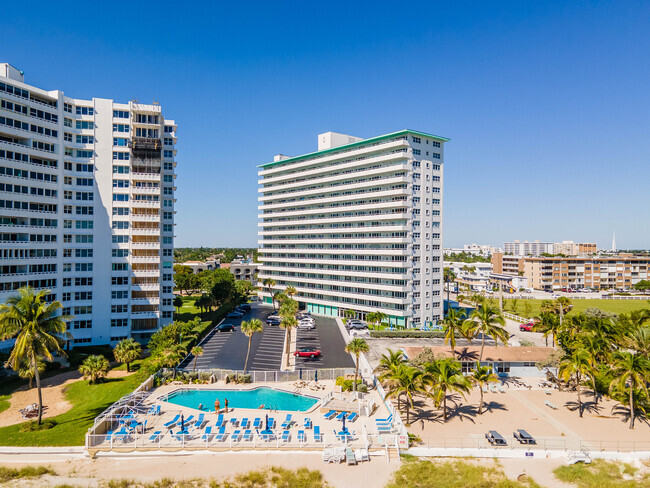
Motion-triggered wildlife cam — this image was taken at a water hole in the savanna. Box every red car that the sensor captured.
[294,347,321,358]
[519,322,534,332]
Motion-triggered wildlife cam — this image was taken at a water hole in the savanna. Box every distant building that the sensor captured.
[230,258,259,285]
[523,255,650,291]
[552,241,597,256]
[179,259,219,274]
[489,273,529,291]
[444,261,492,277]
[503,240,553,257]
[491,252,524,276]
[444,244,501,256]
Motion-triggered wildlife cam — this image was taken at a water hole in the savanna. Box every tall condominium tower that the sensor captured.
[0,63,177,346]
[257,130,448,328]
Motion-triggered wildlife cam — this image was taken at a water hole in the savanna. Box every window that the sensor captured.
[432,141,441,148]
[113,165,129,174]
[64,132,72,142]
[112,290,128,299]
[163,150,173,158]
[113,179,129,188]
[72,320,92,329]
[113,110,129,118]
[75,150,93,158]
[113,124,129,133]
[75,106,94,116]
[75,120,94,130]
[63,103,73,113]
[112,235,129,243]
[432,153,441,159]
[162,311,172,318]
[112,263,128,271]
[163,162,173,171]
[75,135,94,144]
[113,207,129,216]
[75,263,93,272]
[112,249,129,257]
[111,305,128,314]
[113,152,130,161]
[113,138,128,147]
[412,136,421,143]
[112,276,129,285]
[112,221,129,229]
[163,138,174,145]
[113,194,129,202]
[413,149,421,155]
[164,126,173,132]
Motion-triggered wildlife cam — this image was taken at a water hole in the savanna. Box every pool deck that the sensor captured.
[87,380,399,457]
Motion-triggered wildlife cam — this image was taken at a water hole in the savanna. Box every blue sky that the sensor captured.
[3,1,649,249]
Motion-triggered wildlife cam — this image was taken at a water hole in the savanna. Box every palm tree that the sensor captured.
[385,364,423,423]
[343,309,356,325]
[366,311,387,330]
[16,356,46,389]
[285,285,297,298]
[79,354,110,383]
[241,319,263,372]
[470,362,498,414]
[424,358,471,421]
[262,278,277,311]
[345,338,369,392]
[443,267,457,304]
[280,315,297,368]
[443,308,466,353]
[161,344,186,379]
[279,297,298,319]
[627,326,650,356]
[609,351,650,429]
[534,312,560,347]
[113,338,142,373]
[0,286,70,425]
[463,305,508,363]
[558,348,594,418]
[374,348,407,379]
[191,346,204,372]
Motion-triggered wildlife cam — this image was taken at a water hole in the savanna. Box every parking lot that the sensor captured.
[182,304,354,372]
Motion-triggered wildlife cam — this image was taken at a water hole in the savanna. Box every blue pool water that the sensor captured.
[165,387,319,412]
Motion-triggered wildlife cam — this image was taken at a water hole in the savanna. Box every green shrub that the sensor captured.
[0,466,55,482]
[370,330,445,339]
[335,376,365,392]
[20,419,58,432]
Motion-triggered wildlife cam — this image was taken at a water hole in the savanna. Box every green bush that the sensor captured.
[20,419,57,432]
[370,330,445,339]
[0,466,55,482]
[335,376,365,392]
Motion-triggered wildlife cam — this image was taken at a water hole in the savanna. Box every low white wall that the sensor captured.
[407,447,650,461]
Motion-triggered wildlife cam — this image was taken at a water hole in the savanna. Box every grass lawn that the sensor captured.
[0,372,141,446]
[0,394,10,414]
[554,459,650,487]
[386,458,542,488]
[502,298,649,319]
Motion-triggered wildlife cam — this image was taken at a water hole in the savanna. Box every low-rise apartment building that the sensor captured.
[230,259,259,285]
[503,240,553,256]
[552,241,597,256]
[491,252,524,275]
[524,255,649,291]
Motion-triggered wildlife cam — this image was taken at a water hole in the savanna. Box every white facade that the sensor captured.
[503,240,553,257]
[257,130,448,328]
[0,64,177,346]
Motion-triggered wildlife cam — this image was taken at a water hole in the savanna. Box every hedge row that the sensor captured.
[369,330,446,339]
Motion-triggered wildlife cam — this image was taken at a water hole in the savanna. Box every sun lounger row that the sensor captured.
[323,410,358,422]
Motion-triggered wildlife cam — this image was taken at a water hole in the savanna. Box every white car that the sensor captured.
[297,321,316,329]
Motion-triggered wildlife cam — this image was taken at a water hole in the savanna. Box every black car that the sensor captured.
[216,323,236,333]
[238,303,252,311]
[267,317,281,326]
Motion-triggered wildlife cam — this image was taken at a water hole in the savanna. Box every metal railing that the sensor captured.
[580,440,650,452]
[168,368,355,384]
[414,436,567,450]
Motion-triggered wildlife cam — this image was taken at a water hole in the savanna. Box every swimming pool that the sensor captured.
[164,387,319,412]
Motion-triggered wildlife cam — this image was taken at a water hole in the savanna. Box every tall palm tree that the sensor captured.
[609,351,650,429]
[113,338,142,373]
[0,286,70,425]
[79,354,110,383]
[463,305,508,363]
[366,311,387,330]
[533,312,560,347]
[345,338,369,392]
[443,267,456,304]
[343,309,356,325]
[161,344,186,379]
[443,308,466,353]
[424,358,471,421]
[558,348,594,418]
[374,348,407,387]
[284,285,297,298]
[262,278,277,311]
[470,362,498,414]
[16,356,46,389]
[241,319,263,373]
[191,346,204,372]
[385,364,422,423]
[280,315,297,368]
[627,326,650,356]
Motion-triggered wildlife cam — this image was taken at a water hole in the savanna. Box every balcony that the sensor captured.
[131,242,160,249]
[131,187,161,195]
[131,214,160,222]
[133,270,159,277]
[131,297,160,305]
[131,256,160,263]
[131,283,159,291]
[131,172,161,181]
[131,200,160,208]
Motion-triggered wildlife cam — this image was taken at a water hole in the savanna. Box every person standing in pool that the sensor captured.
[214,399,220,413]
[224,398,229,413]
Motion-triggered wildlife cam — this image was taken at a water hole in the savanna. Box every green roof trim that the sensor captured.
[258,129,450,169]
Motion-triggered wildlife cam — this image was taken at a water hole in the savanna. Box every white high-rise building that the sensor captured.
[503,240,553,257]
[0,63,177,346]
[257,130,449,328]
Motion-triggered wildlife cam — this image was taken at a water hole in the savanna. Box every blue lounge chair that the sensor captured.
[304,417,312,429]
[231,429,242,442]
[184,415,195,426]
[201,426,213,441]
[104,430,114,442]
[230,417,239,427]
[324,410,337,420]
[281,414,292,429]
[252,418,262,429]
[148,405,161,415]
[174,430,189,441]
[335,411,347,421]
[375,414,392,423]
[298,430,306,442]
[240,418,250,429]
[148,430,162,442]
[164,414,180,428]
[281,430,291,442]
[268,418,276,429]
[377,424,393,433]
[314,426,322,442]
[215,426,228,442]
[347,412,358,423]
[114,427,130,442]
[242,429,253,441]
[195,413,206,429]
[215,414,224,427]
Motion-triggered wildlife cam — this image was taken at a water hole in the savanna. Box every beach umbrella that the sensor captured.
[342,415,346,433]
[314,370,318,382]
[180,414,185,432]
[299,368,303,380]
[265,414,269,431]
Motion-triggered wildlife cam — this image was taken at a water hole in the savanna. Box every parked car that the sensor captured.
[350,329,370,338]
[238,303,252,311]
[216,323,236,333]
[294,347,321,358]
[227,311,244,318]
[347,320,368,330]
[297,316,315,324]
[297,320,316,330]
[267,317,281,326]
[519,323,534,332]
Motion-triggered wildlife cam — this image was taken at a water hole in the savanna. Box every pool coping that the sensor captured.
[158,385,324,415]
